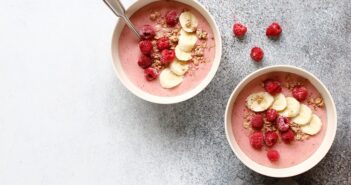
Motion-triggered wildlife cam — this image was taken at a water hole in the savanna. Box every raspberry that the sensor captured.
[266,22,282,37]
[161,49,175,65]
[267,149,280,162]
[264,79,282,95]
[156,37,170,50]
[144,67,159,81]
[292,86,308,102]
[264,131,278,147]
[250,47,264,62]
[251,114,264,130]
[139,25,155,40]
[249,132,264,150]
[137,55,152,69]
[281,129,295,143]
[139,40,153,54]
[276,116,290,132]
[266,109,278,122]
[232,23,247,37]
[165,10,178,26]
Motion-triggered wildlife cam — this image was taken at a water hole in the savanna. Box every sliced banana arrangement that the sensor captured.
[178,29,197,52]
[159,68,184,89]
[170,59,189,76]
[179,11,198,33]
[301,114,322,135]
[280,97,300,117]
[292,104,313,125]
[246,92,274,112]
[271,93,287,111]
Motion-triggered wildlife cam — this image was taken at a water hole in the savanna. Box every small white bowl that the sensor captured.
[110,0,222,104]
[224,65,337,177]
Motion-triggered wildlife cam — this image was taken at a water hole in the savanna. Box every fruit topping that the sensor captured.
[170,59,189,76]
[276,116,290,132]
[264,79,282,95]
[246,92,274,112]
[281,129,295,143]
[251,114,264,130]
[144,67,159,81]
[165,10,179,27]
[161,49,175,65]
[175,45,192,61]
[250,47,264,62]
[179,11,198,32]
[138,55,152,69]
[178,29,197,52]
[233,23,247,37]
[266,109,278,122]
[301,114,322,135]
[139,40,153,54]
[271,93,287,111]
[139,25,156,40]
[264,131,279,147]
[249,132,264,150]
[280,97,301,117]
[267,149,280,162]
[156,37,170,50]
[159,68,184,89]
[266,22,282,37]
[292,104,313,125]
[292,86,308,102]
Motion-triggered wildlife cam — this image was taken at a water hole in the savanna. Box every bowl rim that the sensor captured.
[110,0,222,104]
[224,65,337,177]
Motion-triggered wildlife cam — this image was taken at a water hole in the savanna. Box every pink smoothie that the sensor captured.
[231,72,327,168]
[118,1,215,97]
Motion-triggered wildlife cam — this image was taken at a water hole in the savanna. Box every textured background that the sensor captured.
[0,0,350,184]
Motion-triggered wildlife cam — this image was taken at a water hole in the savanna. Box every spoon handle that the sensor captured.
[103,0,141,39]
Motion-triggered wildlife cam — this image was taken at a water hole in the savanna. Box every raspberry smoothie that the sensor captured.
[118,1,216,97]
[231,72,327,168]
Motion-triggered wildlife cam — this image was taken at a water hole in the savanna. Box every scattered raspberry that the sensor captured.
[137,55,152,69]
[266,22,282,37]
[165,10,178,26]
[156,37,170,51]
[267,149,280,162]
[251,114,264,130]
[264,131,278,147]
[161,49,175,65]
[139,25,156,40]
[232,23,247,37]
[292,86,308,102]
[139,40,153,54]
[276,116,290,132]
[281,129,295,143]
[144,67,159,81]
[264,79,282,95]
[249,132,264,150]
[266,109,278,122]
[250,47,264,62]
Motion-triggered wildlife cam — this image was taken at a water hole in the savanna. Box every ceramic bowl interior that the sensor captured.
[111,0,222,104]
[224,65,337,177]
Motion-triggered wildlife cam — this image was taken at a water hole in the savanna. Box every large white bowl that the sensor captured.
[110,0,222,104]
[224,65,337,177]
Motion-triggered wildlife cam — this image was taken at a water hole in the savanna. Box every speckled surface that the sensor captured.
[0,0,350,184]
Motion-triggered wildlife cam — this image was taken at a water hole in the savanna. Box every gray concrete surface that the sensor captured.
[0,0,350,184]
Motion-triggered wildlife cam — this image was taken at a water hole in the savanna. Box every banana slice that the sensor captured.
[271,93,287,111]
[159,68,184,89]
[179,11,198,33]
[292,104,313,125]
[280,97,300,117]
[175,45,192,61]
[178,29,197,52]
[170,59,189,76]
[246,92,274,112]
[301,114,322,135]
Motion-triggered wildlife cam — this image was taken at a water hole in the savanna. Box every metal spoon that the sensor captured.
[103,0,141,39]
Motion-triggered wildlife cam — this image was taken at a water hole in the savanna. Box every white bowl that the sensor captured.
[224,65,337,177]
[110,0,222,104]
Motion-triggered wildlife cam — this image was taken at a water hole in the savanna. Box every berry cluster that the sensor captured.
[137,10,179,81]
[232,22,282,62]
